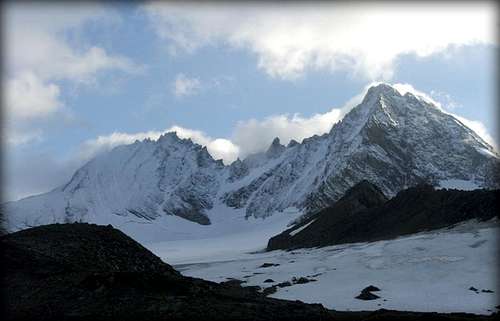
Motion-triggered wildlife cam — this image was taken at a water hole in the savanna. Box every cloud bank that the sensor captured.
[78,125,240,165]
[4,3,142,145]
[143,2,495,80]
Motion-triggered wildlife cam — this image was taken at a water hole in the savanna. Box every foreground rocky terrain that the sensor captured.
[268,181,499,250]
[3,223,332,321]
[2,223,497,320]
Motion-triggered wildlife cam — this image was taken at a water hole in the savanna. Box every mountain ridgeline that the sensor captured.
[3,84,499,239]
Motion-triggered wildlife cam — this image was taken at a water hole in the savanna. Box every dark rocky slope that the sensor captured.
[2,223,496,321]
[268,181,499,250]
[2,223,332,321]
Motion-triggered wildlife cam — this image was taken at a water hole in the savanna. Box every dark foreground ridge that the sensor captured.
[268,181,499,250]
[2,223,496,321]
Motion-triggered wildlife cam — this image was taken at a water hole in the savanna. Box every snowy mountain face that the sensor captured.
[5,134,224,230]
[222,84,499,218]
[3,84,499,240]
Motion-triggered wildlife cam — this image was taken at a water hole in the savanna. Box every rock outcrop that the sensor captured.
[268,182,499,250]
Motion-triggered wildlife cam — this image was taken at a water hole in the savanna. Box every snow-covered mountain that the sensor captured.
[223,83,498,219]
[3,83,498,241]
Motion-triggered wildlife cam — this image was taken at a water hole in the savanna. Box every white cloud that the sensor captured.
[172,73,201,97]
[453,116,496,149]
[169,126,240,162]
[4,3,142,145]
[78,130,166,161]
[5,4,142,83]
[5,129,44,146]
[5,72,62,120]
[3,71,63,145]
[75,82,369,162]
[230,82,384,156]
[392,83,444,109]
[78,125,240,164]
[233,110,342,157]
[430,90,461,111]
[143,2,496,81]
[208,139,240,163]
[171,74,235,98]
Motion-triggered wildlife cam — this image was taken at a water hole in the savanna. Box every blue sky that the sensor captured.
[3,2,498,201]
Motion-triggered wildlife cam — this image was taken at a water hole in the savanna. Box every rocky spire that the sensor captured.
[266,137,286,159]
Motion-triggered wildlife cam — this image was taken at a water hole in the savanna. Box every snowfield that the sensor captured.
[144,205,304,261]
[150,220,498,315]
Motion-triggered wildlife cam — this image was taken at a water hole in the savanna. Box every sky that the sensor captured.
[2,1,498,201]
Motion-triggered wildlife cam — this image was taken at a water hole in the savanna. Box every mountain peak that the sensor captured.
[353,83,402,115]
[366,83,399,97]
[270,137,282,146]
[287,139,299,148]
[266,137,286,158]
[157,131,181,144]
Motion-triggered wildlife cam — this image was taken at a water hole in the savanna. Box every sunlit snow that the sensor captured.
[156,221,498,315]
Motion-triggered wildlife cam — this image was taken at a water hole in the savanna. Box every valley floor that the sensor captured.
[149,220,498,315]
